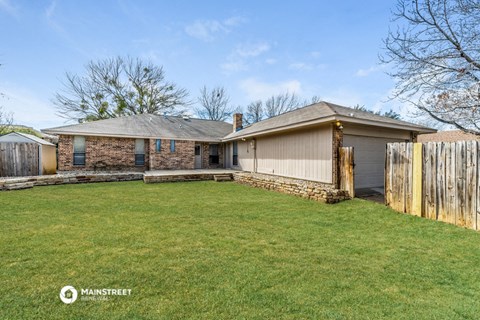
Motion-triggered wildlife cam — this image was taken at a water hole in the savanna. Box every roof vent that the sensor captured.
[349,113,354,117]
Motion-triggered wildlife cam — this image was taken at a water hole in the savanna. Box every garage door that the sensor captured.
[343,135,405,189]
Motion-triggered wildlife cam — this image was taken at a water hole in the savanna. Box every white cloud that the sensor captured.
[310,51,322,58]
[239,78,302,101]
[223,16,246,27]
[322,88,364,107]
[0,83,64,129]
[220,42,271,74]
[220,61,248,73]
[140,50,162,63]
[44,0,66,35]
[289,62,314,71]
[289,62,327,72]
[265,58,277,65]
[185,20,226,42]
[0,0,18,17]
[185,16,245,42]
[355,65,384,77]
[235,42,270,57]
[45,0,56,19]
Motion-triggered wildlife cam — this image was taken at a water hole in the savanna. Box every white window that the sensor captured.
[135,139,145,166]
[73,136,86,166]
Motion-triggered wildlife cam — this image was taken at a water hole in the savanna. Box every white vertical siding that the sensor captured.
[237,140,254,171]
[236,125,333,183]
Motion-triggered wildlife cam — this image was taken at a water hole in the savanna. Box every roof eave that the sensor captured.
[41,130,225,142]
[222,115,436,141]
[336,115,436,133]
[222,116,337,141]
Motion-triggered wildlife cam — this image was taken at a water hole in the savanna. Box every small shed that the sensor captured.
[0,132,57,175]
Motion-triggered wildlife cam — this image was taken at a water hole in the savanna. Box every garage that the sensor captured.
[343,135,404,189]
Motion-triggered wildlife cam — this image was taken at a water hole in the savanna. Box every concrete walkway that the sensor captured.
[355,187,385,204]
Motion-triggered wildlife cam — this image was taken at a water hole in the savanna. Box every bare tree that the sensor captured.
[244,100,264,125]
[353,104,402,120]
[302,95,322,107]
[195,86,233,121]
[54,56,189,123]
[381,0,480,134]
[242,93,321,124]
[0,106,13,135]
[383,109,402,120]
[264,92,301,118]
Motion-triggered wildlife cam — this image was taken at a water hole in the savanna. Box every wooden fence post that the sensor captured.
[456,141,466,226]
[465,140,477,230]
[445,142,457,225]
[411,143,423,216]
[339,147,355,198]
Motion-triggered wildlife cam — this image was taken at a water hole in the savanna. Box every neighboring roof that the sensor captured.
[224,101,435,140]
[417,130,480,142]
[42,114,233,142]
[0,132,55,146]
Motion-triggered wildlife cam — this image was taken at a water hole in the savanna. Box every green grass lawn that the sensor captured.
[1,181,480,319]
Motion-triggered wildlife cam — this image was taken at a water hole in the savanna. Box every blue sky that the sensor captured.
[0,0,401,129]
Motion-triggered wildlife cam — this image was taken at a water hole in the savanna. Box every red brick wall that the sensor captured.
[148,139,195,170]
[58,135,148,172]
[201,142,225,169]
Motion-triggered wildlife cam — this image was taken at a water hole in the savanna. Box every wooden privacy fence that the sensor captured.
[339,146,355,198]
[0,143,39,177]
[386,141,480,230]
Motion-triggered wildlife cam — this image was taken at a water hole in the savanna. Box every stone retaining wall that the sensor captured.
[144,173,227,183]
[0,172,143,191]
[233,172,350,204]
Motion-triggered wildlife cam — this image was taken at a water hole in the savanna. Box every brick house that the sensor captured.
[43,101,435,191]
[43,114,232,172]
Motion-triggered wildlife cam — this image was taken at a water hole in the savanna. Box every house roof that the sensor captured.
[0,132,55,146]
[417,130,480,142]
[42,114,233,142]
[223,101,435,140]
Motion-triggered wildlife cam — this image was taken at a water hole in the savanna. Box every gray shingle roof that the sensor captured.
[0,132,55,146]
[417,130,480,142]
[42,114,233,142]
[224,101,434,140]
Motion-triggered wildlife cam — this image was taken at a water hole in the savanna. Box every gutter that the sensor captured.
[222,116,436,141]
[40,130,225,143]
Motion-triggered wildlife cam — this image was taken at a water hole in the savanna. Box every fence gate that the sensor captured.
[0,142,39,177]
[339,146,355,198]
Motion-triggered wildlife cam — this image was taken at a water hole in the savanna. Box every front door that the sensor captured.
[194,144,202,169]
